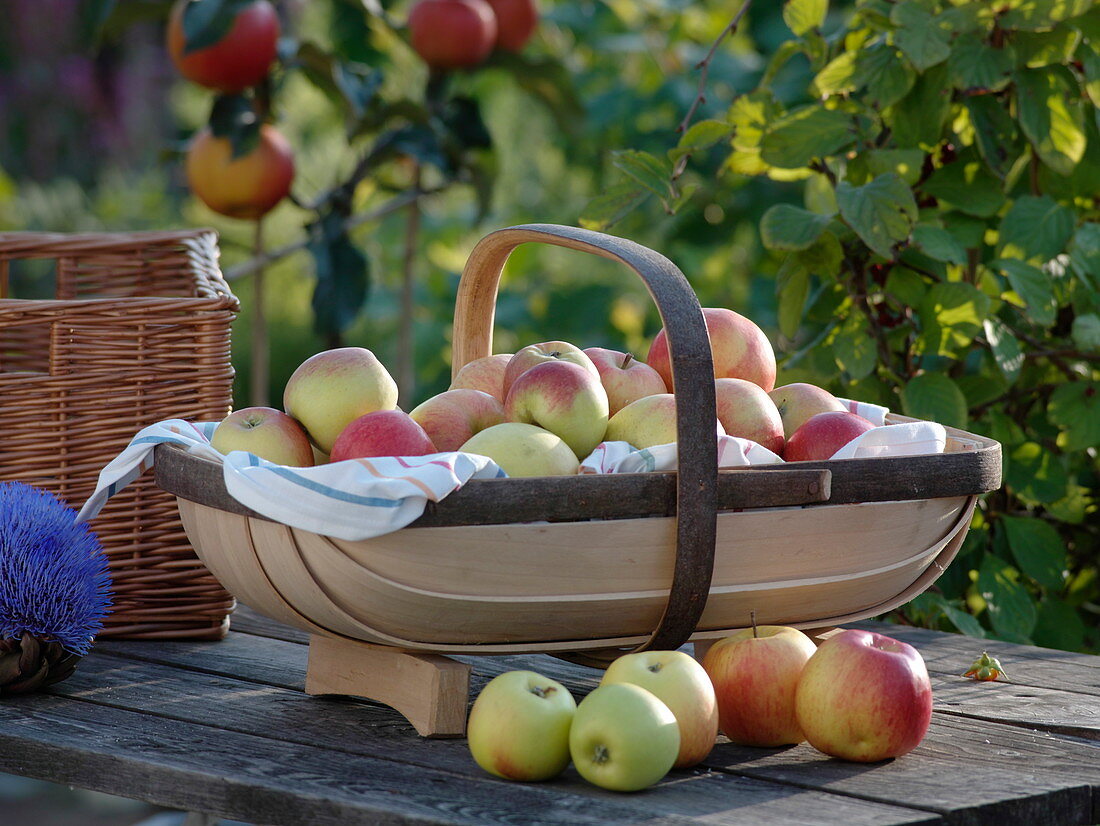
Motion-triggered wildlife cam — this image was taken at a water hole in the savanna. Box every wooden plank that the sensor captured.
[929,676,1100,740]
[0,691,941,826]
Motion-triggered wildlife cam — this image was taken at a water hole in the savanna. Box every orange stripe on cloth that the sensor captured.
[354,458,438,500]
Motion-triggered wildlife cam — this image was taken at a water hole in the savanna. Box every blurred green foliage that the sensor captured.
[1,0,1096,650]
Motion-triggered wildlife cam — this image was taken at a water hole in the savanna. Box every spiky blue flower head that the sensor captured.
[0,482,113,656]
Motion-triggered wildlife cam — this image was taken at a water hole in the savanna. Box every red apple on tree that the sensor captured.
[583,347,667,416]
[449,353,513,402]
[713,378,785,455]
[409,388,504,452]
[210,407,314,467]
[504,360,609,460]
[185,124,295,220]
[484,0,538,51]
[647,307,777,393]
[795,629,933,762]
[329,410,437,462]
[502,341,599,400]
[408,0,497,70]
[702,625,818,747]
[768,383,847,440]
[784,411,876,462]
[167,0,280,93]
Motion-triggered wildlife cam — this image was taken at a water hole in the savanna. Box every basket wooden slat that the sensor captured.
[1,229,239,640]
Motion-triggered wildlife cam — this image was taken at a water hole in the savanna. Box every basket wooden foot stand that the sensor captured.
[305,634,472,737]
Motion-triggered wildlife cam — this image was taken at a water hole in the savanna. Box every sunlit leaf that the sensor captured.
[891,2,951,71]
[1016,67,1087,176]
[783,0,828,36]
[1000,516,1067,590]
[760,105,854,169]
[977,554,1036,643]
[835,173,918,259]
[901,372,968,428]
[1048,381,1100,449]
[997,195,1076,261]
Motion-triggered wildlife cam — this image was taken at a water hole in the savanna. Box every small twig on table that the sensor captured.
[671,0,754,184]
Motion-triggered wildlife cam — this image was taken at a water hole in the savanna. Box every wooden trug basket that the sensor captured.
[1,230,239,640]
[154,224,1001,735]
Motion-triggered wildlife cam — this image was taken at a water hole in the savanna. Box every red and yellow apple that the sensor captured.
[167,0,279,93]
[702,625,817,747]
[210,406,314,467]
[795,629,933,762]
[459,422,579,477]
[409,389,504,452]
[467,670,576,782]
[283,347,400,453]
[647,307,777,393]
[502,341,599,400]
[601,650,718,768]
[449,353,513,402]
[713,378,785,455]
[569,683,680,792]
[484,0,538,51]
[504,360,609,460]
[784,411,875,462]
[768,383,847,440]
[185,124,294,220]
[583,347,667,416]
[408,0,497,70]
[329,409,436,462]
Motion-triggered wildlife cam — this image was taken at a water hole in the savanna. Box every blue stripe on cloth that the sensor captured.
[261,464,405,509]
[131,434,194,447]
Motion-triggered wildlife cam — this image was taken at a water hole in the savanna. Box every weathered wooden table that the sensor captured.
[0,606,1096,826]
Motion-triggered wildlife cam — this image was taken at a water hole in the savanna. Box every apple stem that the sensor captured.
[529,685,556,699]
[620,353,635,369]
[751,609,758,639]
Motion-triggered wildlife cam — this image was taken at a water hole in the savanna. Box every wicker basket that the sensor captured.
[154,224,1002,735]
[0,230,239,640]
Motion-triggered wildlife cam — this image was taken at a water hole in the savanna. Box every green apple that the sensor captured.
[210,406,315,467]
[504,360,609,460]
[569,683,680,792]
[601,650,718,768]
[604,393,724,449]
[283,347,399,453]
[459,422,579,477]
[467,670,577,781]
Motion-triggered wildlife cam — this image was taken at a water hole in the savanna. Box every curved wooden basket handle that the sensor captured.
[453,224,718,660]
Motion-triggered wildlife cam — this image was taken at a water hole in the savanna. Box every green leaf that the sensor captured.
[1001,0,1093,31]
[1068,222,1100,289]
[912,225,968,264]
[783,0,827,36]
[942,211,989,248]
[833,315,877,379]
[611,150,672,199]
[492,52,585,137]
[760,105,854,169]
[997,195,1076,261]
[207,94,260,159]
[992,258,1057,326]
[777,262,811,340]
[677,119,732,152]
[949,35,1015,91]
[181,0,254,54]
[891,2,951,71]
[804,172,838,214]
[1072,313,1100,351]
[860,44,917,108]
[1048,381,1100,449]
[729,91,782,151]
[983,317,1024,382]
[1006,441,1070,504]
[579,183,648,231]
[966,96,1023,178]
[815,50,861,96]
[792,231,844,276]
[762,40,806,88]
[922,160,1006,217]
[920,282,991,356]
[900,372,968,428]
[885,266,929,307]
[1000,517,1067,590]
[1015,67,1087,176]
[294,42,382,120]
[835,173,918,259]
[888,65,952,149]
[308,211,370,337]
[1032,598,1086,652]
[1081,42,1100,105]
[865,149,925,185]
[760,204,833,250]
[977,554,1036,643]
[1015,25,1082,67]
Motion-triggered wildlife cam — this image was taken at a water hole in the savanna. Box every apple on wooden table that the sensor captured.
[795,629,933,762]
[702,625,818,747]
[768,383,847,440]
[713,378,785,455]
[504,360,609,460]
[283,347,399,454]
[329,410,436,462]
[210,407,315,467]
[467,670,576,782]
[449,353,513,402]
[409,389,504,452]
[569,682,680,792]
[784,410,876,462]
[583,347,667,416]
[647,307,777,393]
[459,422,579,477]
[601,650,718,768]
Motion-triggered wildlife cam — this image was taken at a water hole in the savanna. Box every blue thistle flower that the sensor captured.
[0,482,113,657]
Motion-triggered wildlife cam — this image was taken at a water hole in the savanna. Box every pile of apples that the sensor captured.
[467,626,934,793]
[209,306,877,471]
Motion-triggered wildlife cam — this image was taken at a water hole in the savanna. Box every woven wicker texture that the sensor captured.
[0,230,239,640]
